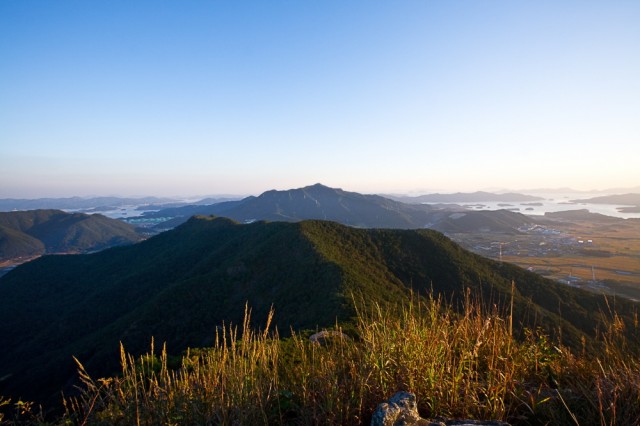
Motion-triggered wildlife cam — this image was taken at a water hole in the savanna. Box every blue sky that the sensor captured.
[1,1,639,197]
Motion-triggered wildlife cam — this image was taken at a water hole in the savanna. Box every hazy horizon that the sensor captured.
[2,182,640,202]
[2,1,639,198]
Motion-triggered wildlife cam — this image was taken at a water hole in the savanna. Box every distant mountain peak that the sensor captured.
[305,183,332,190]
[286,183,341,193]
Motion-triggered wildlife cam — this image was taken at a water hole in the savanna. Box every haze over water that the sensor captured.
[52,189,637,221]
[437,192,640,220]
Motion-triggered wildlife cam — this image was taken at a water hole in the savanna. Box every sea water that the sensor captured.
[424,192,640,220]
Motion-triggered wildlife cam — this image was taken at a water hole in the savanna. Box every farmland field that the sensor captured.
[449,215,640,301]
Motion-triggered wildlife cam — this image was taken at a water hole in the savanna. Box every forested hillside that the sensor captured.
[1,216,635,408]
[0,209,142,262]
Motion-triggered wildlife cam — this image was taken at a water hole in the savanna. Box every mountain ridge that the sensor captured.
[0,215,634,407]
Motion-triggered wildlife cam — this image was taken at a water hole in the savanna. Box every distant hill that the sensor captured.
[543,209,624,223]
[0,210,143,262]
[132,197,241,212]
[140,199,245,226]
[570,193,640,211]
[387,191,544,204]
[0,196,180,212]
[0,216,634,406]
[147,183,441,229]
[512,186,640,195]
[431,210,536,234]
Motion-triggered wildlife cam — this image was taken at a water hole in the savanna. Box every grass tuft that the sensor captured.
[6,291,640,425]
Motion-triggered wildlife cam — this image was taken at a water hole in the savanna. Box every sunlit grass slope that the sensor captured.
[53,295,640,426]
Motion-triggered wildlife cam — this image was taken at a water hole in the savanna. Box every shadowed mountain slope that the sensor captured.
[0,216,635,407]
[0,210,143,262]
[0,224,45,260]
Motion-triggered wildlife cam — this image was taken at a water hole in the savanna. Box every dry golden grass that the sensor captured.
[37,292,640,426]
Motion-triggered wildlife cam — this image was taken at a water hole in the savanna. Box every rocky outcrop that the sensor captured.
[371,391,510,426]
[371,391,428,426]
[309,330,350,345]
[437,421,510,426]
